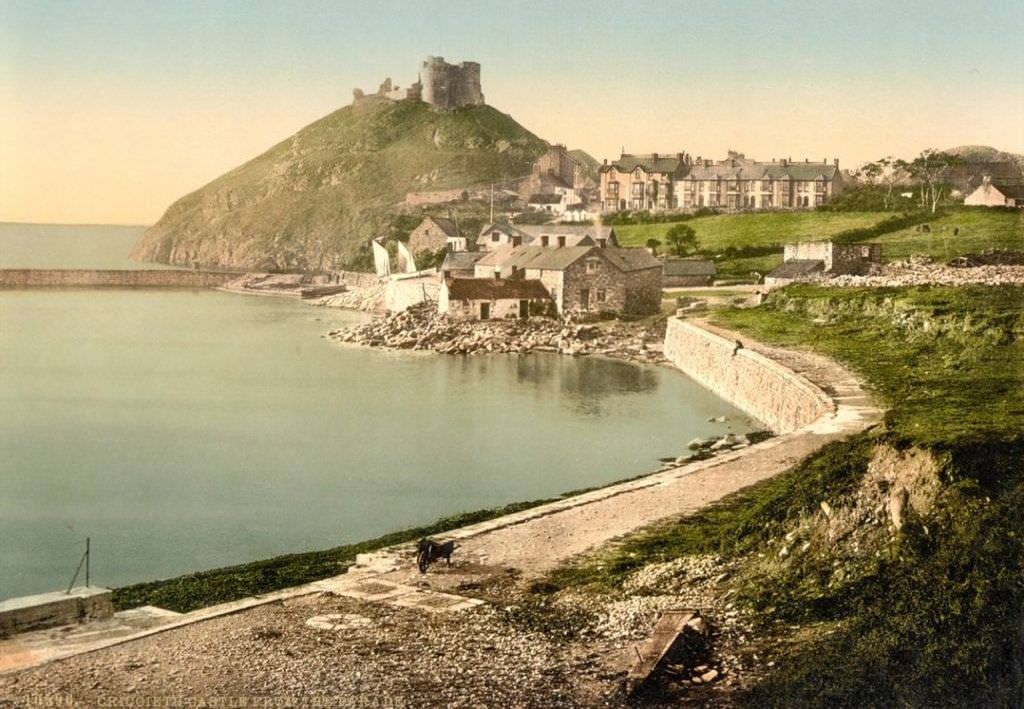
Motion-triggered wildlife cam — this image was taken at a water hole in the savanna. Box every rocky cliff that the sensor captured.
[132,99,548,271]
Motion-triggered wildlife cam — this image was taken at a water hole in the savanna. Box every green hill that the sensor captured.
[132,99,549,270]
[943,144,1024,172]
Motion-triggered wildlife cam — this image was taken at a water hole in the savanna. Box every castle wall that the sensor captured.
[420,57,484,109]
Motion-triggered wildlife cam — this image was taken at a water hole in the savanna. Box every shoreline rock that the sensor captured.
[327,302,667,365]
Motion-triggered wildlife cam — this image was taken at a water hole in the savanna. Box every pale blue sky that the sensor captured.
[2,0,1022,223]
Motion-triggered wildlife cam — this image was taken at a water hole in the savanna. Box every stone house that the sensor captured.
[408,217,468,255]
[662,259,717,287]
[675,153,844,210]
[964,177,1024,207]
[764,240,881,288]
[438,275,552,320]
[474,245,662,315]
[599,153,687,212]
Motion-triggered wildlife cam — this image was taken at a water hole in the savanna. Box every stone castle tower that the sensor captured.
[419,56,485,110]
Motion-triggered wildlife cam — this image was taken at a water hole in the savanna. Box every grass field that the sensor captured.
[614,211,886,251]
[872,207,1023,262]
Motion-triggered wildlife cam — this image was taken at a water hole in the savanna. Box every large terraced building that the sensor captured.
[599,151,844,212]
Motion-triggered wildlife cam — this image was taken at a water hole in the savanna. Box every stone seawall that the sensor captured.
[0,270,238,289]
[664,318,833,434]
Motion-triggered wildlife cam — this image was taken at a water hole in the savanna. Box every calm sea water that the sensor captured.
[0,222,168,270]
[0,226,753,599]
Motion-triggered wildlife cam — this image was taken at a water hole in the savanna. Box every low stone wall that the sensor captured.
[664,318,833,434]
[385,278,440,313]
[0,270,238,289]
[0,587,113,635]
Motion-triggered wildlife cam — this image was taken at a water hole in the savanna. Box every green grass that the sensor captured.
[616,211,886,250]
[537,285,1024,706]
[872,207,1023,262]
[113,498,557,613]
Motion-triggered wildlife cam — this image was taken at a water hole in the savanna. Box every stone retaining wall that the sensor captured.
[664,318,833,434]
[0,270,238,289]
[0,588,113,636]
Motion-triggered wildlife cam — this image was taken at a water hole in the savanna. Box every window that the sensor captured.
[557,236,566,247]
[491,231,499,242]
[586,259,599,273]
[596,289,606,302]
[631,182,644,198]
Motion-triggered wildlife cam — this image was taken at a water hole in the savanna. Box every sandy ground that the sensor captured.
[0,322,880,708]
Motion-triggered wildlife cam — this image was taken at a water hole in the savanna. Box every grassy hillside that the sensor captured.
[871,207,1023,262]
[539,285,1024,706]
[615,212,890,278]
[132,99,548,270]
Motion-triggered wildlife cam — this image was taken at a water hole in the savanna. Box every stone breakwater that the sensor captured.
[327,303,666,363]
[0,269,237,288]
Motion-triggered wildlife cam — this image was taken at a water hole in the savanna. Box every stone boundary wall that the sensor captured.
[664,318,833,434]
[0,270,238,289]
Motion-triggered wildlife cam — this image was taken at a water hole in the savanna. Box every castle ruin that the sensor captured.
[353,56,485,110]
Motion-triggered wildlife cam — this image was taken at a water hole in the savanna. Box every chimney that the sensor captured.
[805,158,808,163]
[652,152,658,161]
[834,158,839,167]
[780,158,788,167]
[603,158,608,165]
[772,158,776,163]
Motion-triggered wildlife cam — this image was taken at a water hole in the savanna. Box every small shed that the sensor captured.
[438,276,553,320]
[662,259,716,287]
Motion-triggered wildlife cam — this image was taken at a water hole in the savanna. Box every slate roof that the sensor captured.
[601,248,662,272]
[765,260,825,280]
[476,245,593,271]
[663,259,717,277]
[600,153,685,175]
[446,277,551,301]
[989,182,1024,200]
[424,216,460,237]
[516,225,617,244]
[679,161,839,182]
[441,251,485,271]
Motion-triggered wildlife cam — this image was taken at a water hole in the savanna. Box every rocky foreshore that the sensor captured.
[326,302,668,364]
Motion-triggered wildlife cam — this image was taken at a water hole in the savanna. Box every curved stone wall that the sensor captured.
[664,318,833,434]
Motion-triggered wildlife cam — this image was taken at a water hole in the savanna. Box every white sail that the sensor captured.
[397,240,418,273]
[371,239,391,277]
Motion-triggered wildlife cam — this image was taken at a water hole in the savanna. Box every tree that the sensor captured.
[856,157,905,211]
[665,224,698,257]
[902,149,959,214]
[645,238,661,255]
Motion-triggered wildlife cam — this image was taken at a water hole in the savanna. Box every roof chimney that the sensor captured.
[834,158,839,167]
[652,152,658,161]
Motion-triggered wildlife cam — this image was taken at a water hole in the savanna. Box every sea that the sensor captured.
[0,223,753,599]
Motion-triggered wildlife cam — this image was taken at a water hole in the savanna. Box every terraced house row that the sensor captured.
[599,150,844,212]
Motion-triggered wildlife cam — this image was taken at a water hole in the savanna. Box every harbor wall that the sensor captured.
[664,318,834,434]
[0,270,238,288]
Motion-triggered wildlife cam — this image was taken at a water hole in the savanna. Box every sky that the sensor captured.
[2,0,1022,225]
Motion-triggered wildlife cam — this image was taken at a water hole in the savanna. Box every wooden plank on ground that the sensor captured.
[626,609,696,682]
